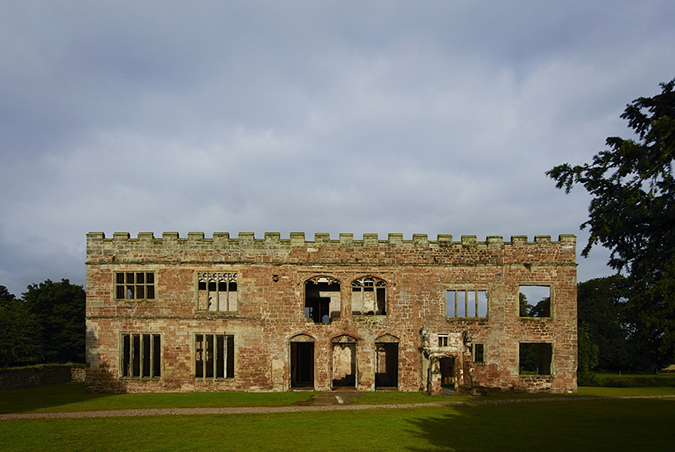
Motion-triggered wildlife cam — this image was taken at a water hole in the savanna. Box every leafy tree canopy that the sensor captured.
[577,275,637,371]
[22,279,86,364]
[0,285,45,367]
[0,285,16,303]
[547,79,675,370]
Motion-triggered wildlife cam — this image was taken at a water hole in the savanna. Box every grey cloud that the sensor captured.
[1,1,674,295]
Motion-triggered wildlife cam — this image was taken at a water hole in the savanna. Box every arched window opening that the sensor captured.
[304,276,341,324]
[351,276,387,315]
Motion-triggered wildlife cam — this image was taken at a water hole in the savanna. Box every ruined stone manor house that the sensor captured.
[85,232,577,394]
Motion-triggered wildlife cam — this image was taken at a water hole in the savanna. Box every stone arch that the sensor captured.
[332,334,358,344]
[289,333,315,342]
[374,333,400,343]
[304,275,341,285]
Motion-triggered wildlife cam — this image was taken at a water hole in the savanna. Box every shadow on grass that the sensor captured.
[0,383,111,414]
[403,397,675,452]
[0,383,319,414]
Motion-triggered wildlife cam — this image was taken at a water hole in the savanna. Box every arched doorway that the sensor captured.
[332,335,357,388]
[290,334,315,388]
[374,334,399,389]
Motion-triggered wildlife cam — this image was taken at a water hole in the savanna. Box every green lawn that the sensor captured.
[1,384,675,451]
[1,398,674,451]
[0,383,315,414]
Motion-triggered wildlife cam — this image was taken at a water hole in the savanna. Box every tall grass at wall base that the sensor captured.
[582,372,675,387]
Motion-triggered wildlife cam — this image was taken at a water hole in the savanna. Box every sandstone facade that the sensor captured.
[85,232,577,394]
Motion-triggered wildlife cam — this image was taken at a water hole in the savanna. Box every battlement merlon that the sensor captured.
[86,232,576,265]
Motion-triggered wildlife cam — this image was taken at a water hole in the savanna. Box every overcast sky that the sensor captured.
[1,1,674,297]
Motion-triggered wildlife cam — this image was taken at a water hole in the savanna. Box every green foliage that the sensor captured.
[0,285,16,302]
[547,79,675,370]
[0,298,45,367]
[22,279,86,364]
[577,275,638,371]
[519,343,540,374]
[577,323,599,385]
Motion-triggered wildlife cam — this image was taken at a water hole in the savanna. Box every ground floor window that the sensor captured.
[473,343,485,363]
[195,334,235,379]
[519,342,552,375]
[121,333,161,378]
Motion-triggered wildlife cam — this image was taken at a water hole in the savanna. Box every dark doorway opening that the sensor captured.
[440,357,455,388]
[291,342,314,388]
[375,343,398,388]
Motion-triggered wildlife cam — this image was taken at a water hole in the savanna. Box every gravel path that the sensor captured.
[2,395,673,421]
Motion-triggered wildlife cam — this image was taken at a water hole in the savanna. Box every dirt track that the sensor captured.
[2,395,673,421]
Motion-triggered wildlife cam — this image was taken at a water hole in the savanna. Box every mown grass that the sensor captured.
[1,397,674,451]
[3,383,675,415]
[0,383,315,414]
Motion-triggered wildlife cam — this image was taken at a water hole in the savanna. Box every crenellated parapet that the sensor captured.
[87,231,575,248]
[86,232,576,266]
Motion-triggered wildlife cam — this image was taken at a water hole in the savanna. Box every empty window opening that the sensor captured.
[519,343,552,375]
[290,341,315,388]
[116,272,155,300]
[440,357,455,388]
[197,272,237,311]
[375,343,398,388]
[474,343,485,363]
[438,334,449,348]
[332,340,357,388]
[519,286,551,317]
[121,333,161,378]
[305,276,340,323]
[446,289,487,318]
[352,276,387,315]
[195,334,234,379]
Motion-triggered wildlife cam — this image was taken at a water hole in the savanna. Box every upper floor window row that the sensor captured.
[115,272,155,300]
[304,275,388,323]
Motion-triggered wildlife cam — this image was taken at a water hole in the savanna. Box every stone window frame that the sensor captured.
[120,332,161,378]
[518,342,553,376]
[114,271,156,301]
[194,333,235,379]
[195,271,238,312]
[351,275,387,316]
[473,343,486,364]
[437,334,449,348]
[304,275,342,324]
[518,284,553,318]
[445,288,488,318]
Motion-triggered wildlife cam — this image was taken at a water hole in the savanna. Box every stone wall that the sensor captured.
[86,232,577,394]
[0,364,86,390]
